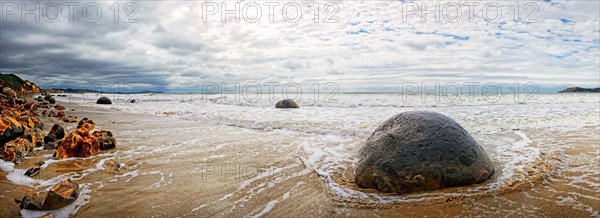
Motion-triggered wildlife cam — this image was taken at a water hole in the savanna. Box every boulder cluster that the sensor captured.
[0,85,119,212]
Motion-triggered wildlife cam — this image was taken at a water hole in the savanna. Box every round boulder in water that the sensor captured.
[275,99,299,108]
[355,111,494,195]
[96,96,112,104]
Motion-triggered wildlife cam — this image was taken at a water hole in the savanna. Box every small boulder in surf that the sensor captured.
[275,99,299,109]
[96,96,112,104]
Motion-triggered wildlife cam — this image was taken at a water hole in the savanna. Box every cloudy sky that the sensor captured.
[1,0,598,92]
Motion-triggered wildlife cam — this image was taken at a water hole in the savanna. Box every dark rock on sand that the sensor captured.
[55,111,66,119]
[19,179,80,210]
[49,124,66,140]
[47,110,57,117]
[25,165,41,177]
[77,118,95,130]
[23,128,45,147]
[44,142,56,150]
[93,130,117,150]
[275,99,299,108]
[48,97,56,104]
[43,95,53,101]
[355,111,494,195]
[130,99,136,103]
[19,192,45,210]
[63,116,78,123]
[43,179,80,210]
[44,134,56,145]
[96,96,112,104]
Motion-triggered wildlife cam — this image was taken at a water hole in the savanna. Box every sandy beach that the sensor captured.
[0,93,598,217]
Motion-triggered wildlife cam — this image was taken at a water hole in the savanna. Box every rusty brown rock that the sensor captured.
[55,111,66,119]
[19,192,44,210]
[0,138,33,162]
[93,130,117,150]
[43,179,80,210]
[2,87,17,98]
[23,128,45,147]
[18,179,80,210]
[77,118,95,131]
[55,127,100,159]
[0,116,24,146]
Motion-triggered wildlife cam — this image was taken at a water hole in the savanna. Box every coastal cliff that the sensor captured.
[0,73,42,94]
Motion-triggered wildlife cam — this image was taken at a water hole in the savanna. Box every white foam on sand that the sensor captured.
[251,182,304,218]
[294,129,546,204]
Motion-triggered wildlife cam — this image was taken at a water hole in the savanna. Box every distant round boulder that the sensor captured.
[355,111,494,195]
[275,99,299,109]
[96,96,112,104]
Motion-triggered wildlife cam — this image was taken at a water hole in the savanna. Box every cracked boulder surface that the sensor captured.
[355,111,495,195]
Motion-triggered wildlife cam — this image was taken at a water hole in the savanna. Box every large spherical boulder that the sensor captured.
[96,96,112,104]
[355,111,494,195]
[275,99,299,108]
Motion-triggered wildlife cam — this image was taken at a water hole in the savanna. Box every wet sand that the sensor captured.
[1,100,599,217]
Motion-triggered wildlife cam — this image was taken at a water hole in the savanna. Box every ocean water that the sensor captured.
[3,92,599,217]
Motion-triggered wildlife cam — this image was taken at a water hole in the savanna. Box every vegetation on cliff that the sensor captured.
[0,73,42,93]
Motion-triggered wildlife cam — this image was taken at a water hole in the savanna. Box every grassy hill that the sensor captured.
[0,73,42,93]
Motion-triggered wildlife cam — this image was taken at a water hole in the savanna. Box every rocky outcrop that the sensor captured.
[2,87,17,98]
[19,179,80,210]
[0,138,33,162]
[93,130,117,150]
[0,73,42,94]
[24,128,45,147]
[355,111,494,195]
[55,121,100,159]
[0,116,25,146]
[275,99,299,108]
[77,118,96,130]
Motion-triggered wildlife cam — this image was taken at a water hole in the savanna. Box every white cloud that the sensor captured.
[1,0,598,91]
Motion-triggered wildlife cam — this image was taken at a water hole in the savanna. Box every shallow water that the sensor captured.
[1,93,598,217]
